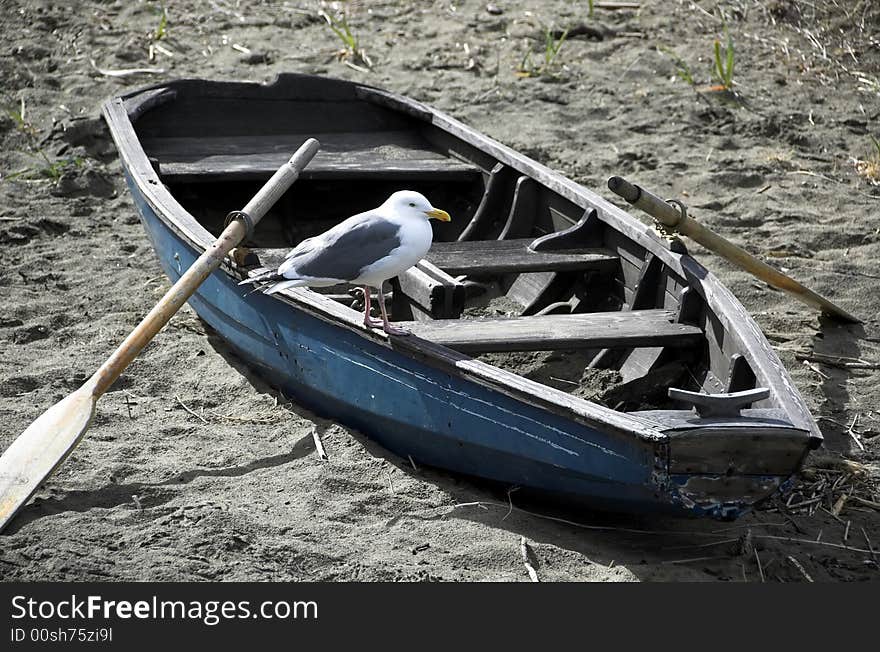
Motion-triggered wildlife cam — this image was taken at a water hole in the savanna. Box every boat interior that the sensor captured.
[127,79,779,420]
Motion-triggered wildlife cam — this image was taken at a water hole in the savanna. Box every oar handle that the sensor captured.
[608,176,861,323]
[89,139,320,397]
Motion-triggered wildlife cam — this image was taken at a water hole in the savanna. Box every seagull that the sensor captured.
[239,190,451,335]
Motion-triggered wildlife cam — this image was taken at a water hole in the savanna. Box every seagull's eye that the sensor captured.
[409,202,416,207]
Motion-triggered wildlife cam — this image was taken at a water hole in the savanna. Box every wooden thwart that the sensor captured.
[145,132,481,182]
[402,309,702,353]
[427,239,618,275]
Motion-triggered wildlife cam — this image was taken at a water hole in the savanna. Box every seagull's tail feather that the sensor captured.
[264,279,308,295]
[239,269,308,296]
[238,269,284,286]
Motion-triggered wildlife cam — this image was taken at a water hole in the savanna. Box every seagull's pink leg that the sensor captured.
[376,285,410,336]
[362,285,383,328]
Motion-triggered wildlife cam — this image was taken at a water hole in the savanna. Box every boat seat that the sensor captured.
[426,239,619,275]
[141,132,482,182]
[244,248,466,319]
[399,309,703,353]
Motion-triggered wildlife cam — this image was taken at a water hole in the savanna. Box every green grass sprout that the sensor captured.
[854,135,880,185]
[516,26,568,78]
[713,26,735,90]
[658,47,696,86]
[154,3,168,41]
[1,96,86,185]
[320,9,372,69]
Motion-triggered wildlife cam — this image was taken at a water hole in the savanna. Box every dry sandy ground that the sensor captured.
[1,0,879,582]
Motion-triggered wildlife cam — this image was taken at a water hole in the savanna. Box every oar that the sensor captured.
[0,138,320,534]
[608,175,861,323]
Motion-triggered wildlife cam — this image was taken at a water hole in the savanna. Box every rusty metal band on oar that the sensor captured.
[607,176,861,323]
[0,138,320,534]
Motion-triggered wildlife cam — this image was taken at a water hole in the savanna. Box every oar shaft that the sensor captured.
[90,138,320,397]
[608,176,861,323]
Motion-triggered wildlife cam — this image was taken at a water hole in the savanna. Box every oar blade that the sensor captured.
[0,386,97,532]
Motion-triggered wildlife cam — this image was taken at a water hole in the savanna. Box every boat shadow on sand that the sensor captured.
[196,323,799,581]
[10,319,860,581]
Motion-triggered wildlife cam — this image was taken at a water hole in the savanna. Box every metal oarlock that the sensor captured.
[654,198,688,241]
[607,174,861,323]
[225,210,256,240]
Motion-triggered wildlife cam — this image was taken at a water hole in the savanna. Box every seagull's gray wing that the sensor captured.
[280,214,403,282]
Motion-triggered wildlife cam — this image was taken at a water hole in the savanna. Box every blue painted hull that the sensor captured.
[124,174,763,520]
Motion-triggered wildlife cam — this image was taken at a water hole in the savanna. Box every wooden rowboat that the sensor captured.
[102,74,821,520]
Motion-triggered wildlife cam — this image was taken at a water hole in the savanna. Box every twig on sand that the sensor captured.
[594,2,641,9]
[386,470,395,494]
[802,359,829,379]
[142,274,166,287]
[689,1,722,23]
[787,169,837,184]
[520,536,539,582]
[449,501,877,555]
[312,429,328,461]
[175,395,208,424]
[663,538,739,551]
[847,414,866,452]
[787,556,814,582]
[661,556,726,565]
[831,492,849,517]
[862,528,877,560]
[853,496,880,510]
[796,351,880,370]
[755,549,765,582]
[343,60,370,74]
[89,59,165,77]
[407,455,419,472]
[503,486,520,521]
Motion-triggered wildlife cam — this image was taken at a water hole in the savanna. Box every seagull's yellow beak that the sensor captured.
[425,208,451,222]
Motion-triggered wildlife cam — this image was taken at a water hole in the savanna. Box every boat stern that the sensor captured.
[642,409,813,519]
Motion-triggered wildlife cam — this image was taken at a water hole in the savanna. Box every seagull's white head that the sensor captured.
[384,190,451,222]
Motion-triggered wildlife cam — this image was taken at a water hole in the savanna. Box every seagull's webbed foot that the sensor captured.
[382,323,411,337]
[373,284,410,336]
[363,315,384,329]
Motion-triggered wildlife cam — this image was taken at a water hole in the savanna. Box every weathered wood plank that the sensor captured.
[401,309,703,353]
[395,260,465,319]
[427,239,618,275]
[144,131,481,181]
[159,156,480,181]
[144,131,432,156]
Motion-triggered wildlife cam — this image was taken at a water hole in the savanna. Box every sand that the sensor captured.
[1,0,878,582]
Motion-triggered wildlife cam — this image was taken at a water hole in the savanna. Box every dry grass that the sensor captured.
[854,136,880,185]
